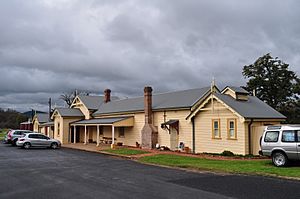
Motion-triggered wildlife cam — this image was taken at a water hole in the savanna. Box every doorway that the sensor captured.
[170,127,179,150]
[71,126,80,143]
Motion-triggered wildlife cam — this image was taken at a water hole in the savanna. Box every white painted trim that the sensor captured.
[96,125,100,147]
[112,125,115,145]
[186,94,244,121]
[70,124,113,126]
[73,125,76,144]
[84,125,87,145]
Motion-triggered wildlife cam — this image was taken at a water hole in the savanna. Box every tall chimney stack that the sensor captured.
[104,89,111,103]
[141,86,158,149]
[144,86,153,124]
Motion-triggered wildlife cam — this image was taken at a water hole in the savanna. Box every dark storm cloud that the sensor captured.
[0,0,299,111]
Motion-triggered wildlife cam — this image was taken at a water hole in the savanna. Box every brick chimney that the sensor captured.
[144,86,153,124]
[104,89,111,103]
[141,86,158,149]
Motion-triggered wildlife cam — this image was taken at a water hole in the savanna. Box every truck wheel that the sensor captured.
[272,152,288,167]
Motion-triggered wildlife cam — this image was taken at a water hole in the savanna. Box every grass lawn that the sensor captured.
[139,154,300,179]
[104,148,150,156]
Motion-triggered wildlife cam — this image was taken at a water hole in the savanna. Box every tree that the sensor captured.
[243,53,299,109]
[0,108,28,129]
[60,90,90,107]
[60,92,75,107]
[280,78,300,123]
[243,53,300,123]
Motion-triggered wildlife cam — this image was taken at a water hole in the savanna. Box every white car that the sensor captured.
[261,125,300,167]
[16,133,61,149]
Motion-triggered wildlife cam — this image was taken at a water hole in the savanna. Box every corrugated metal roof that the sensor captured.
[78,96,104,110]
[36,113,49,123]
[56,108,84,117]
[71,117,129,125]
[214,93,286,119]
[93,87,211,115]
[78,95,120,110]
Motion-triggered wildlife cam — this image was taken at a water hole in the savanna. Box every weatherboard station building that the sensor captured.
[42,84,285,155]
[32,112,54,138]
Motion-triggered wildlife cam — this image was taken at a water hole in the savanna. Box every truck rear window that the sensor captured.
[264,131,279,142]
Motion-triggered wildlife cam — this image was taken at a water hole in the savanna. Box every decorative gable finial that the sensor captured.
[211,77,216,93]
[211,77,216,113]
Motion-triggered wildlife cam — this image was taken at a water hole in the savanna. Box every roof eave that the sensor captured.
[244,116,286,120]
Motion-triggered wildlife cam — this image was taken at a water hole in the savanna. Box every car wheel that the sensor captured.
[272,152,288,167]
[51,142,58,149]
[23,142,31,149]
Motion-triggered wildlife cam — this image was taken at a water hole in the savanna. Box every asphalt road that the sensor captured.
[1,143,300,199]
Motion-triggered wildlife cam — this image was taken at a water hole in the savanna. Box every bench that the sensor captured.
[100,137,116,144]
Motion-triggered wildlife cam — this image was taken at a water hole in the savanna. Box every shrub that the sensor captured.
[221,150,234,156]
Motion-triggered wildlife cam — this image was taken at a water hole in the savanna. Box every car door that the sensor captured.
[281,130,298,160]
[34,134,46,147]
[38,134,51,147]
[28,134,40,147]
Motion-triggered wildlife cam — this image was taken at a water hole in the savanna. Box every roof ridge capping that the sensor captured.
[93,86,215,116]
[111,86,212,102]
[152,86,211,96]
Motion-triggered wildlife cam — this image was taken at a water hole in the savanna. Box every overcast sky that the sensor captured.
[0,0,299,112]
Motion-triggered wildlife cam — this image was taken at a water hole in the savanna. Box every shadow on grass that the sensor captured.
[263,159,300,167]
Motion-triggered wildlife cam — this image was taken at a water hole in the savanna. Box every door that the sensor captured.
[76,127,80,143]
[251,126,265,155]
[170,127,178,150]
[88,128,93,143]
[70,127,74,143]
[50,127,54,138]
[70,127,80,143]
[281,130,298,160]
